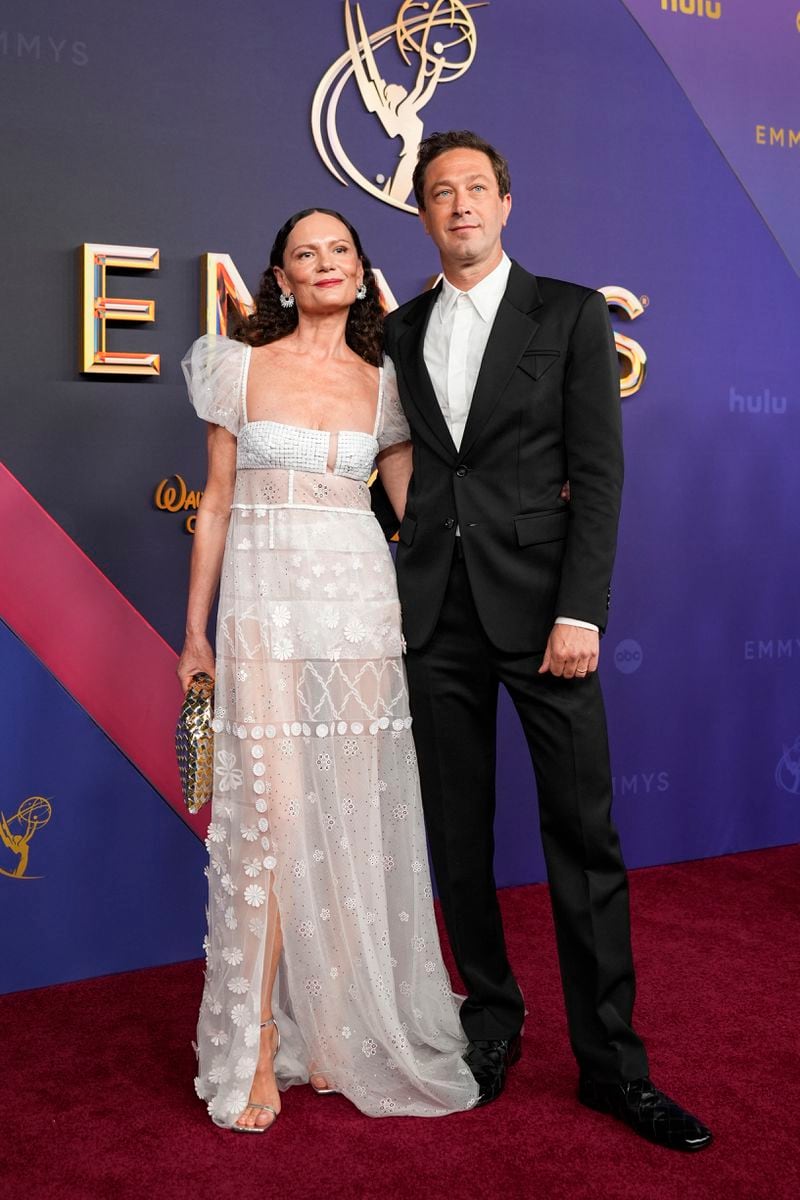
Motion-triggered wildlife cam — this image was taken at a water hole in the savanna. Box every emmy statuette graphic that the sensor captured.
[312,1,487,214]
[0,796,52,880]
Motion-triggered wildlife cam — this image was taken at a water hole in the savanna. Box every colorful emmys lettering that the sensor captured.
[0,796,52,880]
[79,243,648,394]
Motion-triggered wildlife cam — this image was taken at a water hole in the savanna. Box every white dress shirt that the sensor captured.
[422,253,597,634]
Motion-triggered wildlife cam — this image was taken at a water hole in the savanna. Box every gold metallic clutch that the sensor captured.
[176,672,215,813]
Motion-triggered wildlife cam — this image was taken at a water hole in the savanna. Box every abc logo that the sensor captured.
[614,639,643,674]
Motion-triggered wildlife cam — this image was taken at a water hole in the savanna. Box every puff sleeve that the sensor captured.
[377,355,411,451]
[181,334,247,436]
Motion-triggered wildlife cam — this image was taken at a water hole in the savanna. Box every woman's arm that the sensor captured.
[176,423,237,692]
[376,439,412,523]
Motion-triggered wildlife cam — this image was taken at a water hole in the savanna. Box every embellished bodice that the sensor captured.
[182,333,411,488]
[236,420,379,482]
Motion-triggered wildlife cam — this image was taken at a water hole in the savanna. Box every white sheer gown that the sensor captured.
[182,335,478,1124]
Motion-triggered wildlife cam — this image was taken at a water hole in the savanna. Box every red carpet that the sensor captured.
[3,845,799,1200]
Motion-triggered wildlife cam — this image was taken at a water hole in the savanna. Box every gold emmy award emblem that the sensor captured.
[312,0,488,214]
[0,796,52,880]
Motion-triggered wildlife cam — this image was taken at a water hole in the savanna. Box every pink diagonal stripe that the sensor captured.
[0,462,207,839]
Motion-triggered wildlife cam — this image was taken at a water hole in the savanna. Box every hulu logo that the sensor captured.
[729,387,787,415]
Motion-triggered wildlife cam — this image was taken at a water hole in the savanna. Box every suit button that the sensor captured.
[455,466,468,477]
[443,518,455,530]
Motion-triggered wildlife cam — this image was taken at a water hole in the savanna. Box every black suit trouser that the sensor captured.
[404,548,649,1083]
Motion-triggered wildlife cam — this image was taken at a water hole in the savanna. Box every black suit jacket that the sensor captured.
[382,260,623,654]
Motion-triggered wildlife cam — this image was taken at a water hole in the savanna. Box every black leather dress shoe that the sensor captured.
[578,1076,713,1152]
[463,1033,522,1107]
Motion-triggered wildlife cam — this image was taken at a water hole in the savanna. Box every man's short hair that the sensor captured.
[412,130,511,210]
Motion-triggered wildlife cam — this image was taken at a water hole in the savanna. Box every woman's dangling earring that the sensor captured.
[279,292,295,309]
[355,282,367,301]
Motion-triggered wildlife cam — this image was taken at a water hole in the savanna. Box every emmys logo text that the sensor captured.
[744,639,800,661]
[0,31,88,65]
[612,772,670,798]
[79,243,647,397]
[755,125,800,149]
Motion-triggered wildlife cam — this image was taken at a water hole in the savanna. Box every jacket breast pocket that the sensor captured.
[517,349,561,381]
[514,508,568,547]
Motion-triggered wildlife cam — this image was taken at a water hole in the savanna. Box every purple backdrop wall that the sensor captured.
[2,0,798,993]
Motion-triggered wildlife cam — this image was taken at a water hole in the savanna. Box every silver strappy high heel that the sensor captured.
[231,1017,281,1133]
[310,1072,339,1096]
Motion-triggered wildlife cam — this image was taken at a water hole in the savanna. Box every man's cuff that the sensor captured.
[555,616,599,633]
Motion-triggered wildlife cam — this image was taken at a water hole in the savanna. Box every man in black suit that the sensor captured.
[382,130,711,1151]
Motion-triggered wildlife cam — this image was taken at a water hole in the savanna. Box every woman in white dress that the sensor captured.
[178,209,478,1130]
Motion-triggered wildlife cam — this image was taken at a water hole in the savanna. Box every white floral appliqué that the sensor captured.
[215,751,243,793]
[244,884,267,908]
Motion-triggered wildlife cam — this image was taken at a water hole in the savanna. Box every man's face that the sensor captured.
[419,148,511,272]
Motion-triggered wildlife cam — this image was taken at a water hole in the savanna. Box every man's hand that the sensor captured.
[538,624,599,679]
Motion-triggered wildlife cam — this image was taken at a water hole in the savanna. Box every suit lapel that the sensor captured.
[396,284,458,462]
[458,262,543,461]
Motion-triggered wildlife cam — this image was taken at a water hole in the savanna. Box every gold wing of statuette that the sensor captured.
[0,812,13,852]
[346,1,392,126]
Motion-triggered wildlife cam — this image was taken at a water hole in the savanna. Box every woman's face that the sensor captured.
[274,212,364,315]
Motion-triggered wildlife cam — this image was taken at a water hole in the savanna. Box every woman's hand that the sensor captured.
[178,424,235,695]
[177,634,216,695]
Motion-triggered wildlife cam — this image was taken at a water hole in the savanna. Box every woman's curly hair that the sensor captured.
[233,208,384,367]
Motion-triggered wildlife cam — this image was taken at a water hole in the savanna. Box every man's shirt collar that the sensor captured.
[438,252,512,322]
